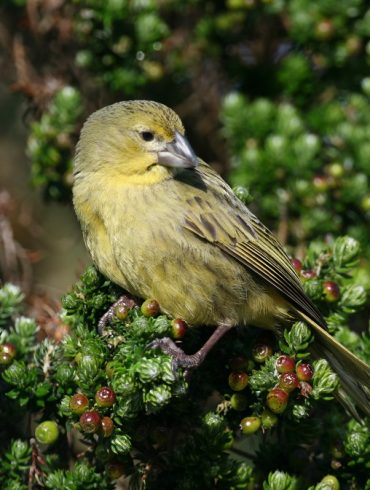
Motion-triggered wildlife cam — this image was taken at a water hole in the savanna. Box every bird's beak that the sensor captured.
[157,131,198,169]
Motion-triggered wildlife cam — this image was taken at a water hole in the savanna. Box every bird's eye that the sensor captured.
[140,131,155,142]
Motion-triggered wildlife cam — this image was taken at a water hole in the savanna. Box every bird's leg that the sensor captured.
[148,322,233,369]
[98,294,138,334]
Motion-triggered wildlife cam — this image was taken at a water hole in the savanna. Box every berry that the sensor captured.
[300,269,317,280]
[80,410,101,433]
[95,387,116,408]
[171,319,188,339]
[252,343,273,363]
[313,175,330,192]
[101,416,114,437]
[114,304,130,321]
[323,281,340,302]
[320,475,340,490]
[296,362,314,381]
[291,258,303,273]
[0,352,13,366]
[315,19,335,41]
[327,163,344,178]
[279,373,299,392]
[361,195,370,212]
[141,299,160,317]
[230,393,248,411]
[35,421,59,445]
[69,393,89,415]
[261,409,278,429]
[228,372,249,391]
[240,416,261,435]
[266,388,289,414]
[276,355,295,373]
[1,342,16,359]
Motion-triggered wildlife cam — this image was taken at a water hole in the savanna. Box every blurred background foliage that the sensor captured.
[0,0,370,489]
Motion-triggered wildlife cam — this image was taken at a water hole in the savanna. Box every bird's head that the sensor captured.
[74,100,198,185]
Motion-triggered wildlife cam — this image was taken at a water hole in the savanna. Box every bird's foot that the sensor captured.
[148,322,233,372]
[148,337,203,370]
[98,294,138,335]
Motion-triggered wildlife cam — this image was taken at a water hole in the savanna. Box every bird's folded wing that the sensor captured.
[182,163,325,328]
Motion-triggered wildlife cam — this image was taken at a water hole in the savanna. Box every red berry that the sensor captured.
[266,388,289,414]
[114,304,130,321]
[279,373,299,392]
[95,387,116,408]
[323,281,340,302]
[228,372,249,391]
[291,258,303,273]
[300,381,313,398]
[80,410,101,433]
[252,343,273,363]
[101,416,114,437]
[141,299,160,317]
[230,393,248,411]
[261,409,278,429]
[70,393,89,415]
[296,363,314,381]
[171,319,188,339]
[229,356,248,372]
[276,355,295,374]
[240,416,261,435]
[300,269,317,280]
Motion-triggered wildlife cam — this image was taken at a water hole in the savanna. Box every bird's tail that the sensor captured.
[298,311,370,418]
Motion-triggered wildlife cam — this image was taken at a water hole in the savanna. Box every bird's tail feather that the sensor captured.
[298,311,370,418]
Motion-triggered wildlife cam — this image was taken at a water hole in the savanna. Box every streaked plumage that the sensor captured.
[73,100,370,416]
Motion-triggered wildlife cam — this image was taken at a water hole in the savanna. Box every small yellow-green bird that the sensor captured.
[73,100,370,416]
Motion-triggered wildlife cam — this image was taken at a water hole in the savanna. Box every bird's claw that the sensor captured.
[147,336,202,374]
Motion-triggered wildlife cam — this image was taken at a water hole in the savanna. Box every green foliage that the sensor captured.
[0,231,368,488]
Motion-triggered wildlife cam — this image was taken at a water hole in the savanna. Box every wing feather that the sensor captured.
[181,163,325,328]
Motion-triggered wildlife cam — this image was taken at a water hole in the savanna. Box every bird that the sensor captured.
[73,100,370,416]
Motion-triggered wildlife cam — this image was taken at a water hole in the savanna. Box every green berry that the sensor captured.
[296,362,314,381]
[101,416,114,437]
[228,372,249,391]
[320,475,340,490]
[95,387,116,408]
[266,388,289,414]
[0,352,13,366]
[327,163,344,178]
[35,421,59,445]
[171,318,188,339]
[114,304,130,321]
[141,299,160,317]
[80,410,101,433]
[361,195,370,211]
[240,416,261,435]
[69,393,89,415]
[230,393,248,411]
[276,355,295,373]
[252,343,273,363]
[261,409,278,429]
[323,281,340,302]
[279,373,299,392]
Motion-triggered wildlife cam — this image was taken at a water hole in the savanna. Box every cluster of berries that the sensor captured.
[226,346,314,435]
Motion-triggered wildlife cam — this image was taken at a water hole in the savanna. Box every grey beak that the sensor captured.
[157,131,198,169]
